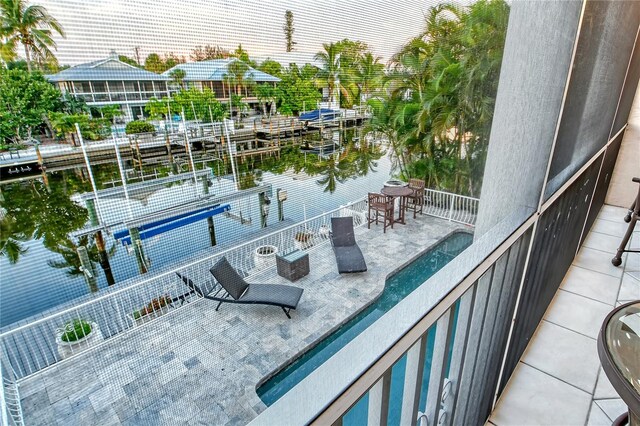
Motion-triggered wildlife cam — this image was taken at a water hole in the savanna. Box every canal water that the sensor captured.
[0,128,394,327]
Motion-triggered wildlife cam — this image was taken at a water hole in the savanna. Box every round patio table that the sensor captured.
[597,300,640,426]
[381,186,413,225]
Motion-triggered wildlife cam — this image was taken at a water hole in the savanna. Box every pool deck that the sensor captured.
[18,214,469,425]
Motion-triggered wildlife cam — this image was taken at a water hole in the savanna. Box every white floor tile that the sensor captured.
[618,272,640,302]
[522,321,599,393]
[561,266,620,306]
[590,219,637,238]
[595,399,628,422]
[490,363,591,426]
[597,205,631,222]
[545,290,613,339]
[582,231,627,254]
[573,246,624,278]
[587,401,612,426]
[594,368,619,400]
[624,252,640,273]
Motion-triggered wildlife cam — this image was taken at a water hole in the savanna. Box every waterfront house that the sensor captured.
[162,58,280,111]
[46,50,171,122]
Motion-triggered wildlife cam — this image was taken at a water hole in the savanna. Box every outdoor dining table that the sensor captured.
[597,300,640,425]
[381,186,414,225]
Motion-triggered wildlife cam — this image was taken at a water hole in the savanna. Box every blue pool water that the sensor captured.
[256,231,473,411]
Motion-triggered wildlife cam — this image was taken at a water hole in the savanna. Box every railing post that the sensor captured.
[448,194,455,221]
[400,336,427,426]
[368,369,391,426]
[0,365,8,426]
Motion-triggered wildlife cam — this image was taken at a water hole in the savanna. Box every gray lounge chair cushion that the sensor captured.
[210,257,249,300]
[331,217,357,247]
[333,246,367,273]
[240,284,303,309]
[330,217,367,273]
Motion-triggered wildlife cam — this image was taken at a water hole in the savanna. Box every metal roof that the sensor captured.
[163,59,280,82]
[47,56,169,82]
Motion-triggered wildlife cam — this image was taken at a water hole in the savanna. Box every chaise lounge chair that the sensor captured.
[331,216,368,274]
[200,256,304,319]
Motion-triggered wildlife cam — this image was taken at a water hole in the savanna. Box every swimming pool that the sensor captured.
[256,231,473,410]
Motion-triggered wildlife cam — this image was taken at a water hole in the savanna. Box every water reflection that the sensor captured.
[0,127,390,326]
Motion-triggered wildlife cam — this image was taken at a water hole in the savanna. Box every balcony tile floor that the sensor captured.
[490,204,639,426]
[17,213,468,425]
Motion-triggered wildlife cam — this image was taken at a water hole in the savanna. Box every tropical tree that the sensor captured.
[0,68,61,143]
[231,44,255,67]
[275,64,321,115]
[191,44,229,61]
[283,10,296,52]
[60,92,88,114]
[314,42,343,107]
[255,83,276,116]
[1,26,17,64]
[169,68,186,89]
[1,177,88,263]
[315,40,369,108]
[145,88,226,122]
[118,55,140,68]
[47,234,116,280]
[48,112,110,144]
[373,0,509,197]
[224,59,252,122]
[354,52,384,105]
[144,53,164,73]
[0,0,65,72]
[258,59,282,78]
[97,104,122,122]
[0,213,29,264]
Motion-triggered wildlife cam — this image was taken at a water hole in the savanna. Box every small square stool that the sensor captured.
[276,250,310,282]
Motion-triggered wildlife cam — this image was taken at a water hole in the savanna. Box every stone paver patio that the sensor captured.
[18,214,469,425]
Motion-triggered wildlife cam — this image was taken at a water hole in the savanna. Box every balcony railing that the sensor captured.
[424,189,478,226]
[1,363,22,426]
[71,90,171,103]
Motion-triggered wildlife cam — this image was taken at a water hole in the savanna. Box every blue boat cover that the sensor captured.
[299,109,340,121]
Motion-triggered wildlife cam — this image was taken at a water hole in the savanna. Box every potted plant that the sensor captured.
[130,295,172,326]
[56,318,103,359]
[294,231,314,250]
[254,245,278,270]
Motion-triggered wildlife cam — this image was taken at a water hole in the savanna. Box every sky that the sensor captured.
[38,0,447,66]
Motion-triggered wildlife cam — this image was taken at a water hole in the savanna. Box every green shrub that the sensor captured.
[60,319,92,342]
[125,120,155,135]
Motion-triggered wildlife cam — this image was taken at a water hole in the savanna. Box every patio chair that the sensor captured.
[405,178,426,219]
[330,216,368,274]
[207,257,304,319]
[368,192,394,233]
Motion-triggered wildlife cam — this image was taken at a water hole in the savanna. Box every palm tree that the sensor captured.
[315,42,350,108]
[255,84,276,117]
[169,68,186,89]
[1,0,65,72]
[355,52,384,106]
[1,26,17,63]
[0,214,29,264]
[224,59,253,123]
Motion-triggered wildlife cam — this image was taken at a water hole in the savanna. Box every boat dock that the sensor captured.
[0,112,369,179]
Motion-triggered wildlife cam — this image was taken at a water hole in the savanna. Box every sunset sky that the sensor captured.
[38,0,446,66]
